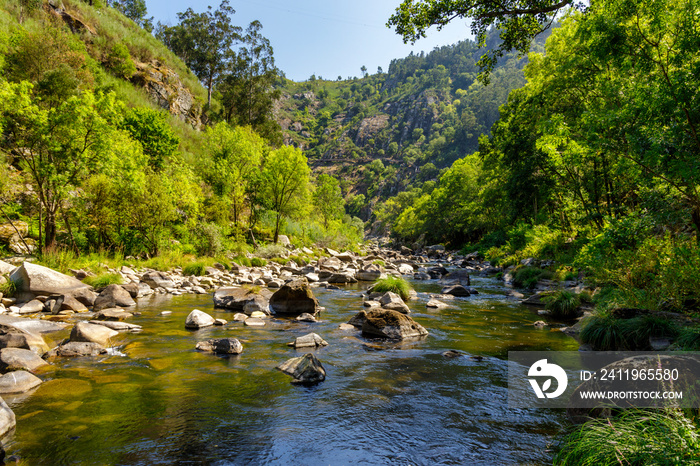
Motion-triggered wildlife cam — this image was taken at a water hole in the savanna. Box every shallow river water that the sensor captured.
[4,276,578,465]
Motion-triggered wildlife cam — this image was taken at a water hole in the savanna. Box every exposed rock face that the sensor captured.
[361,309,428,340]
[277,353,326,384]
[347,310,367,328]
[132,61,201,128]
[46,0,96,35]
[426,299,449,309]
[10,262,91,296]
[288,333,328,348]
[88,320,142,332]
[185,309,216,329]
[70,322,119,346]
[0,348,49,373]
[195,338,243,355]
[269,278,319,315]
[0,370,42,394]
[93,285,136,311]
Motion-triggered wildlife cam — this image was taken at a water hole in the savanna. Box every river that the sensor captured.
[3,276,578,465]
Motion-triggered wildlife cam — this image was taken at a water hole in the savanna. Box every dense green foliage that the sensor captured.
[370,276,413,301]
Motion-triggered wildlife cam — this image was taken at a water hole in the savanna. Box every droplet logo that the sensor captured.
[528,358,568,399]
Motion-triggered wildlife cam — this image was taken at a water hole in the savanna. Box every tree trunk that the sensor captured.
[273,212,281,244]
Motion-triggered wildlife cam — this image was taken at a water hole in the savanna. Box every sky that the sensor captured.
[146,0,474,82]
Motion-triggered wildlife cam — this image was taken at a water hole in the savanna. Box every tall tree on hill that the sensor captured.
[219,20,281,144]
[156,0,241,107]
[112,0,153,32]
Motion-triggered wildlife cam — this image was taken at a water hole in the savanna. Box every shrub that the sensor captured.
[371,276,412,301]
[622,314,679,349]
[554,409,700,465]
[543,290,581,319]
[675,326,700,350]
[182,262,207,276]
[232,255,252,267]
[580,313,629,350]
[250,257,267,267]
[256,243,287,259]
[0,276,17,298]
[83,273,123,288]
[512,266,552,289]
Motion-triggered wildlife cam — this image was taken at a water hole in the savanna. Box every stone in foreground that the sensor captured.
[195,338,243,355]
[269,278,319,315]
[185,309,215,329]
[360,309,428,340]
[277,353,326,384]
[0,348,49,373]
[0,370,43,394]
[288,333,328,348]
[10,262,91,296]
[0,397,15,438]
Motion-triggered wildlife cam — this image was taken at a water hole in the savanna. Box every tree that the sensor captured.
[205,122,265,227]
[113,0,154,31]
[313,174,344,228]
[219,20,281,143]
[156,1,241,106]
[387,0,581,81]
[120,107,179,171]
[261,146,310,243]
[361,65,368,77]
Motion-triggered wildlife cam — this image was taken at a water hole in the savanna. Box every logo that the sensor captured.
[528,359,568,399]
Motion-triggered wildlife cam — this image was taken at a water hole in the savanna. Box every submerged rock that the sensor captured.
[361,309,428,340]
[288,333,328,348]
[295,313,317,322]
[185,309,215,329]
[195,338,243,355]
[277,353,326,384]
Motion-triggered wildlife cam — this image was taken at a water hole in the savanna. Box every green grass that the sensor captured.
[554,409,700,465]
[674,326,700,350]
[580,312,679,350]
[0,276,17,297]
[250,257,267,267]
[83,272,123,288]
[543,290,581,319]
[370,276,412,301]
[232,256,252,267]
[512,266,553,289]
[580,313,629,350]
[182,261,207,276]
[256,243,287,259]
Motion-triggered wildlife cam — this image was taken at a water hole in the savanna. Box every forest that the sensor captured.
[0,0,700,464]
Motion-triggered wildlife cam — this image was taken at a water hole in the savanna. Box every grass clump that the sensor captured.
[512,266,553,289]
[232,256,252,267]
[580,313,629,350]
[250,257,267,267]
[675,326,700,350]
[370,276,412,301]
[581,312,679,350]
[182,262,207,276]
[0,276,17,297]
[543,290,581,319]
[554,409,700,465]
[83,273,123,288]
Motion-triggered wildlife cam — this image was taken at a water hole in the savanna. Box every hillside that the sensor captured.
[274,28,550,218]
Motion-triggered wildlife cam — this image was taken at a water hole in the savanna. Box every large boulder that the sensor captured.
[93,285,136,311]
[0,348,49,373]
[0,330,50,356]
[0,397,15,438]
[277,353,326,384]
[18,299,44,315]
[10,262,91,296]
[213,287,271,314]
[0,370,42,393]
[185,309,215,329]
[441,285,471,297]
[269,278,319,315]
[361,309,428,340]
[70,321,119,346]
[50,341,105,357]
[378,292,410,314]
[0,260,16,275]
[441,269,471,286]
[397,263,414,275]
[427,266,449,279]
[140,271,175,290]
[355,264,384,281]
[195,338,243,355]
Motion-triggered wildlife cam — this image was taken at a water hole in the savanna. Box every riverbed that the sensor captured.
[3,276,578,464]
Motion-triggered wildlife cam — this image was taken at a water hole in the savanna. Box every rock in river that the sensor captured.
[378,291,410,314]
[70,321,119,346]
[195,338,243,355]
[10,261,91,296]
[269,278,319,316]
[360,309,428,340]
[49,341,105,358]
[277,353,326,384]
[93,284,136,311]
[0,348,49,373]
[0,397,15,438]
[288,333,328,348]
[213,287,271,315]
[185,309,215,329]
[441,285,470,297]
[0,370,42,393]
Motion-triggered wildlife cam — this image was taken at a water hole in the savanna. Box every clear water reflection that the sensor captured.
[5,276,578,465]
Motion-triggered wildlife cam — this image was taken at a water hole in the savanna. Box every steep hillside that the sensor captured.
[274,29,550,216]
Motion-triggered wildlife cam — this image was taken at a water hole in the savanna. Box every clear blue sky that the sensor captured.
[147,0,473,82]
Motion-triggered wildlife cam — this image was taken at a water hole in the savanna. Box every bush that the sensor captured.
[580,313,629,350]
[83,273,123,288]
[622,314,679,349]
[554,409,700,465]
[256,243,287,259]
[512,266,552,289]
[250,257,267,267]
[232,255,252,267]
[370,276,412,301]
[182,262,207,276]
[543,290,581,319]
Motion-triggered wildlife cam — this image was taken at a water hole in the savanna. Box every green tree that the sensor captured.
[156,0,241,106]
[113,0,154,31]
[120,107,179,171]
[313,174,344,228]
[261,145,311,243]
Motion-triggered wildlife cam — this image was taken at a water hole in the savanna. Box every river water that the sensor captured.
[3,276,578,465]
